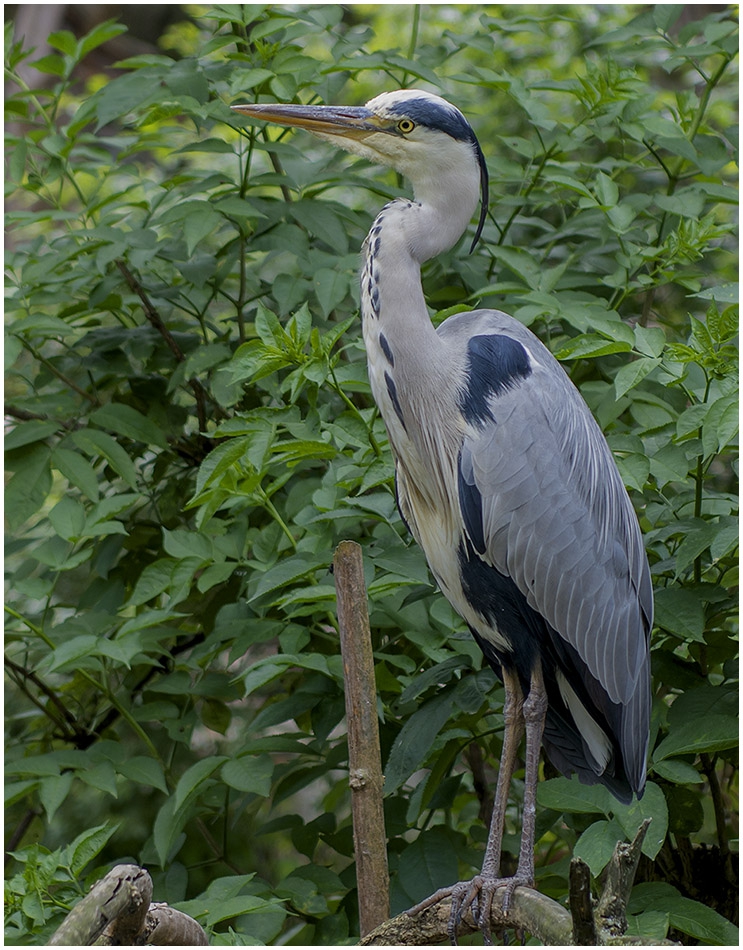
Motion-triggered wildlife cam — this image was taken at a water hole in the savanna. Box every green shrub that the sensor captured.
[5,6,737,945]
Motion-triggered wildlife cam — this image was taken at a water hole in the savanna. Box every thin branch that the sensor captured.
[4,655,79,738]
[700,752,733,876]
[5,807,42,864]
[17,339,98,406]
[115,259,212,431]
[465,741,494,828]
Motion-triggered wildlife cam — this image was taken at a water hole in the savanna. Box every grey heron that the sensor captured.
[232,90,653,943]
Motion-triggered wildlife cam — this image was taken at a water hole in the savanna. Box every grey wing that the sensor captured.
[457,335,652,707]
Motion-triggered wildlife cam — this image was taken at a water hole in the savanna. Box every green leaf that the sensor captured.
[153,796,185,868]
[5,445,52,530]
[47,29,77,55]
[239,654,331,697]
[31,53,66,77]
[653,588,705,642]
[649,443,689,489]
[162,528,213,561]
[574,818,624,876]
[674,521,721,575]
[689,280,739,302]
[206,895,279,927]
[68,823,119,877]
[702,394,738,456]
[118,757,168,794]
[290,200,349,254]
[611,782,668,860]
[614,357,661,398]
[633,326,666,358]
[72,428,138,489]
[384,692,455,793]
[91,403,169,449]
[78,19,128,58]
[221,755,273,796]
[39,773,74,822]
[651,759,701,785]
[4,420,58,451]
[173,756,228,814]
[397,827,460,904]
[38,635,101,675]
[314,267,351,318]
[594,171,619,207]
[160,200,222,255]
[654,716,738,760]
[630,882,739,945]
[48,496,87,541]
[710,521,738,562]
[537,776,612,815]
[128,559,173,606]
[52,447,100,502]
[249,554,327,602]
[554,333,631,360]
[199,698,231,735]
[615,452,650,493]
[626,909,670,943]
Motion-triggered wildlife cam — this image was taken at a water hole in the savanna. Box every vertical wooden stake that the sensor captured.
[334,540,390,935]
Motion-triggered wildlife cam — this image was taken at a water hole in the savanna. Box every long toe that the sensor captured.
[406,872,534,945]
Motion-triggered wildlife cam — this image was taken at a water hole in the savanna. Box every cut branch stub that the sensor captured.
[334,540,390,936]
[597,818,651,938]
[47,864,208,946]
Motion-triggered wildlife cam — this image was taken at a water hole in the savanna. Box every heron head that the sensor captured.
[232,89,489,251]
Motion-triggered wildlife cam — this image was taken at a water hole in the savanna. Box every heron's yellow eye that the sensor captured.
[397,119,415,134]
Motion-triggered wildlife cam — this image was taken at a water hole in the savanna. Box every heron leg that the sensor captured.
[480,666,525,879]
[406,663,547,945]
[406,667,526,943]
[500,660,547,912]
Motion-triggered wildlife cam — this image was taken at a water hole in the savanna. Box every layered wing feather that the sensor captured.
[440,310,652,786]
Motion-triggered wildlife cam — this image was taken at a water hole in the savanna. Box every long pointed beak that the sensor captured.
[231,102,384,138]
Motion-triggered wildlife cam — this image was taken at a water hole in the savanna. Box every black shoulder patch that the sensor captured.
[460,334,532,427]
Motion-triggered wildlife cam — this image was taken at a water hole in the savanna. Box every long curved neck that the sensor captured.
[360,172,477,350]
[360,192,474,471]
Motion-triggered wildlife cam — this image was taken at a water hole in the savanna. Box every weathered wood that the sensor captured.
[360,876,678,946]
[597,818,652,938]
[144,903,209,945]
[48,864,208,946]
[569,856,598,945]
[360,885,573,946]
[334,540,390,936]
[48,864,152,946]
[361,821,679,945]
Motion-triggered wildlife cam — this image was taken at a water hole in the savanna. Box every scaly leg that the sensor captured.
[406,662,548,944]
[499,660,548,912]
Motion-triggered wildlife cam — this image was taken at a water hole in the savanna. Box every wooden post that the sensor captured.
[334,540,390,936]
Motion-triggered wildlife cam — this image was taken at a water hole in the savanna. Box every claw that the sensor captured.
[406,873,534,944]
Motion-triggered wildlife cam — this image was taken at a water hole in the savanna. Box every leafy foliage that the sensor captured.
[5,5,738,946]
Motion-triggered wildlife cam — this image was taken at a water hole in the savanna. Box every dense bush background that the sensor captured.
[5,5,738,945]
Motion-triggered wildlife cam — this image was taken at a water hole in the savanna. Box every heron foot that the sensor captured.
[406,873,534,945]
